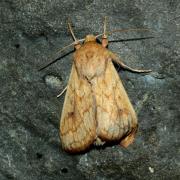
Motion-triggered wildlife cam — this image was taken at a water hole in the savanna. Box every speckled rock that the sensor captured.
[0,0,179,179]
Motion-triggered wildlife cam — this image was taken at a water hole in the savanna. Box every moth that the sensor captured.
[42,18,151,153]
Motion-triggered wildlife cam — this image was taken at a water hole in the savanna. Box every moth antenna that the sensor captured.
[67,19,78,42]
[38,39,85,71]
[96,28,150,39]
[67,19,82,50]
[38,42,74,71]
[103,16,107,38]
[108,28,149,35]
[102,16,108,47]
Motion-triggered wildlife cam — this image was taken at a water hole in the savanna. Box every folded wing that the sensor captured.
[60,64,96,153]
[92,60,138,145]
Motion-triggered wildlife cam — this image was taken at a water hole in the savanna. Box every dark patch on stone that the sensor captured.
[36,152,43,159]
[14,44,20,49]
[61,167,68,174]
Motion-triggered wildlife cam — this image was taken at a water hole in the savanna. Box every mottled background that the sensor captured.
[0,0,179,179]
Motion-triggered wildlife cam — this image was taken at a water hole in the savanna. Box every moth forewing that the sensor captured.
[60,64,97,153]
[92,59,138,144]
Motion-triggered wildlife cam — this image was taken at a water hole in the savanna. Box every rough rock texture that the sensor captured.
[0,0,179,179]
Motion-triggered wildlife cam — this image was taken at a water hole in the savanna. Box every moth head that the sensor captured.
[84,35,96,43]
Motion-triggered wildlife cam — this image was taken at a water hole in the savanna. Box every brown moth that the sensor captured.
[58,18,151,153]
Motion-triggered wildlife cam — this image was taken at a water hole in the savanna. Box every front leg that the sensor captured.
[57,86,67,97]
[109,52,152,73]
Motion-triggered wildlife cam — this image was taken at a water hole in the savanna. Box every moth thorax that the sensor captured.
[84,35,96,43]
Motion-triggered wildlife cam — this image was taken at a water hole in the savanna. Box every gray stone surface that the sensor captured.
[0,0,180,179]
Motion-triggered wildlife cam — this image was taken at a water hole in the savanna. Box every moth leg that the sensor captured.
[94,137,105,146]
[120,126,138,148]
[110,53,152,73]
[57,86,67,97]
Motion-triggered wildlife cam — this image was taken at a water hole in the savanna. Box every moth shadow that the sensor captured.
[65,139,126,155]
